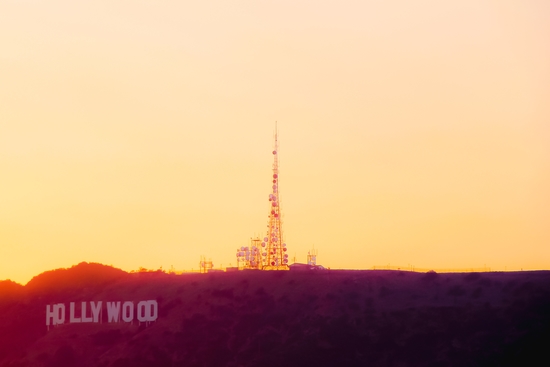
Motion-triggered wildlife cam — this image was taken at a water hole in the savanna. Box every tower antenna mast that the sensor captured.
[262,122,289,270]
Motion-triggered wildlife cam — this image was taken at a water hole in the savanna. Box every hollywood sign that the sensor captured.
[46,300,158,327]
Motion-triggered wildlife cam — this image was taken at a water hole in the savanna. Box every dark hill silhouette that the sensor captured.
[25,262,127,296]
[1,264,550,367]
[0,280,24,300]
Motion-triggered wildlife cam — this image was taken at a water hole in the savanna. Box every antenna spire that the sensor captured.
[235,123,290,271]
[262,122,289,270]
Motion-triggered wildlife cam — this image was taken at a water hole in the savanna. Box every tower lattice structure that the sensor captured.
[261,128,289,270]
[235,237,262,270]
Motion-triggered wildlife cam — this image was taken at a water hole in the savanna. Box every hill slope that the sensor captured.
[1,264,550,367]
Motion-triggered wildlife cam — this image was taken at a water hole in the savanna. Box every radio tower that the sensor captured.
[261,124,289,270]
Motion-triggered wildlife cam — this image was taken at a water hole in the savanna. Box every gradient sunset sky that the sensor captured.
[1,1,549,284]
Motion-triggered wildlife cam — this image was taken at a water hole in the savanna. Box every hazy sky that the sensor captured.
[1,1,549,284]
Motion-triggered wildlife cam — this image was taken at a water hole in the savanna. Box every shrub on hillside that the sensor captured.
[448,285,466,297]
[211,288,234,299]
[464,272,481,282]
[422,270,438,282]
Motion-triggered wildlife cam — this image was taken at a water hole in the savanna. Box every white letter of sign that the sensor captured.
[54,303,65,325]
[46,304,56,326]
[70,302,81,323]
[137,300,158,322]
[107,302,121,323]
[81,302,93,323]
[122,301,134,322]
[91,301,102,323]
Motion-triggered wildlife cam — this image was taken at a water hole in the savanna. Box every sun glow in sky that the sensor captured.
[1,1,549,284]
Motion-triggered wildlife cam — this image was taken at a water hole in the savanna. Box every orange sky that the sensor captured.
[1,1,549,284]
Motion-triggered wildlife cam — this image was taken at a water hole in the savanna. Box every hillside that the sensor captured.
[1,263,549,367]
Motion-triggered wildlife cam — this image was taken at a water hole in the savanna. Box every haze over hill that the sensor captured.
[1,262,549,367]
